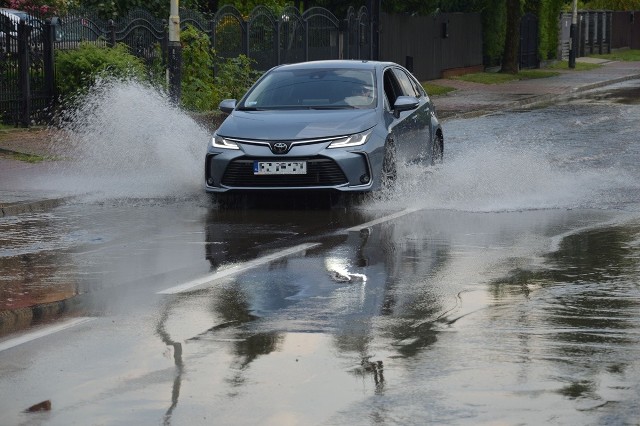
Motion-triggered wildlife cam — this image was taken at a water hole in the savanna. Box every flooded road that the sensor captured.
[1,81,640,425]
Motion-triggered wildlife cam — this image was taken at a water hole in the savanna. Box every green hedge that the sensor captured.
[55,42,146,99]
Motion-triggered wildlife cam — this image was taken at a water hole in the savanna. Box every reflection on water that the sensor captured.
[155,207,640,424]
[0,212,80,336]
[488,221,640,422]
[3,90,640,423]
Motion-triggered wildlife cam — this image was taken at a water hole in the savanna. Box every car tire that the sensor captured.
[381,140,397,192]
[431,134,444,165]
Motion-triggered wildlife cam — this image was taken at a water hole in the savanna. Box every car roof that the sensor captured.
[272,60,397,72]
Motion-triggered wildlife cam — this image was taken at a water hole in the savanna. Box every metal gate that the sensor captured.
[0,12,55,126]
[519,13,538,69]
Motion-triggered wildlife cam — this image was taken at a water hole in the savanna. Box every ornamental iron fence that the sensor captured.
[1,4,373,126]
[0,10,56,126]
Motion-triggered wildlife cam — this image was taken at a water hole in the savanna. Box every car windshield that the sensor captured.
[240,67,377,110]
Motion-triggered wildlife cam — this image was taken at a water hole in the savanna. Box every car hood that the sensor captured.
[216,109,378,140]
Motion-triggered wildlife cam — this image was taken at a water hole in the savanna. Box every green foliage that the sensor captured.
[544,60,602,70]
[592,49,640,61]
[526,0,564,61]
[214,54,262,102]
[223,0,292,15]
[583,0,640,10]
[76,0,204,18]
[180,24,216,112]
[451,69,559,84]
[4,0,67,15]
[421,82,455,96]
[55,42,146,99]
[8,151,48,162]
[179,25,262,112]
[481,0,507,66]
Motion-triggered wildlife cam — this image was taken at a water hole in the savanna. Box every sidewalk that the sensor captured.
[432,59,640,119]
[1,58,640,217]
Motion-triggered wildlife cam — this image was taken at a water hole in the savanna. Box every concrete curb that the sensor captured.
[0,297,83,337]
[1,197,70,218]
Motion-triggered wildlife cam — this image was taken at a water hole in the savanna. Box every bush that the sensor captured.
[180,24,217,112]
[213,54,262,103]
[55,42,146,99]
[180,24,262,112]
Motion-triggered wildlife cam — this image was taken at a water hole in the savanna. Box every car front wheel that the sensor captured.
[381,140,397,192]
[431,134,443,165]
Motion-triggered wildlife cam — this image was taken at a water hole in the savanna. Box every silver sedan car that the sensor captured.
[204,60,443,201]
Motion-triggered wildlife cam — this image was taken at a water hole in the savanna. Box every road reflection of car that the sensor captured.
[204,60,444,201]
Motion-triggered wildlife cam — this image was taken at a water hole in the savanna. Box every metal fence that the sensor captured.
[0,10,56,126]
[611,11,640,50]
[559,11,612,60]
[0,5,373,126]
[379,12,483,81]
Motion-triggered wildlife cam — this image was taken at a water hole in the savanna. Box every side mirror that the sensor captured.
[393,96,419,118]
[219,99,236,114]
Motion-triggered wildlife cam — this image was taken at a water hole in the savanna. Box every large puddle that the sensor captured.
[2,79,640,424]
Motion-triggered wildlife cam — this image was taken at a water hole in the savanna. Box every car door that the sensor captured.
[384,67,431,163]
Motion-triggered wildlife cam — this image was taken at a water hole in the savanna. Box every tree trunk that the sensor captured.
[501,0,522,74]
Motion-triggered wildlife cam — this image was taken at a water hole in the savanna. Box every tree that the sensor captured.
[501,0,523,74]
[1,0,69,15]
[584,0,640,9]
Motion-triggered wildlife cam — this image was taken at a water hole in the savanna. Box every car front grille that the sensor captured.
[221,157,348,188]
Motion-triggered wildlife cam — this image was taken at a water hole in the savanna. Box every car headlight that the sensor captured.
[328,130,372,149]
[212,134,240,150]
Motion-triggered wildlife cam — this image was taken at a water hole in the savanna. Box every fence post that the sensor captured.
[304,19,309,62]
[107,19,116,47]
[244,18,250,58]
[168,0,182,104]
[43,19,56,108]
[276,18,281,65]
[17,20,31,127]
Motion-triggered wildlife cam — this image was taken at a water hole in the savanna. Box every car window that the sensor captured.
[383,69,401,108]
[241,67,377,110]
[392,68,420,98]
[410,74,426,97]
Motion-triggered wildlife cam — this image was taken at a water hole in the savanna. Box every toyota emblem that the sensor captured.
[271,142,289,154]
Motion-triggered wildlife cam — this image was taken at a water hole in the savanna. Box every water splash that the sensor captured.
[367,103,640,213]
[50,78,210,200]
[39,83,640,212]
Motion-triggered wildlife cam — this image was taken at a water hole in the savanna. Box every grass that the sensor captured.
[545,60,601,71]
[10,152,48,163]
[0,149,48,163]
[591,48,640,61]
[422,82,456,96]
[450,69,560,84]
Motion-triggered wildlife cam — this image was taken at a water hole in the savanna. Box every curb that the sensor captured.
[0,296,83,337]
[0,197,70,218]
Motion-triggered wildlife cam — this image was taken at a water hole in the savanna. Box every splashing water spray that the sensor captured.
[49,78,210,201]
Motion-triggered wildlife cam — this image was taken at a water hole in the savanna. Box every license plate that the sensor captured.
[254,161,307,175]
